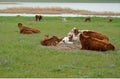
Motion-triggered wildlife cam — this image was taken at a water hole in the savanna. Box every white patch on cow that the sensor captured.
[71,27,76,32]
[59,36,73,44]
[67,32,73,36]
[72,33,80,41]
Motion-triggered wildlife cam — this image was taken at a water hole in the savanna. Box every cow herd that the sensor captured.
[17,15,115,52]
[59,28,115,51]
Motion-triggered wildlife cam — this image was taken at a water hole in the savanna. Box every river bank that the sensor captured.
[0,13,120,17]
[0,7,120,16]
[0,2,120,16]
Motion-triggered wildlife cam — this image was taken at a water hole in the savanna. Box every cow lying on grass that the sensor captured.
[59,33,73,44]
[18,23,40,34]
[59,28,80,45]
[68,27,81,42]
[41,36,62,46]
[70,27,109,41]
[80,33,115,51]
[82,31,109,41]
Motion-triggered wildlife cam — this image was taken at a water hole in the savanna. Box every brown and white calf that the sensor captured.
[59,34,73,44]
[41,36,62,46]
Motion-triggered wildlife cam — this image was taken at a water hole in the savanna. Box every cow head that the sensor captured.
[18,23,23,30]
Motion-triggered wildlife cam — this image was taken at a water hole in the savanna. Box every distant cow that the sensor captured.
[80,34,115,51]
[82,31,109,41]
[108,18,112,22]
[62,17,67,22]
[41,36,62,46]
[18,23,40,34]
[85,17,91,22]
[35,15,42,21]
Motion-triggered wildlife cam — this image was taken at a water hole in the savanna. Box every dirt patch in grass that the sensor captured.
[50,41,81,51]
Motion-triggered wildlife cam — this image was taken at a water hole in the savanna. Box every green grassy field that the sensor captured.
[0,0,120,3]
[0,16,120,78]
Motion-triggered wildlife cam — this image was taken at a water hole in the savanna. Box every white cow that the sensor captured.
[62,17,67,22]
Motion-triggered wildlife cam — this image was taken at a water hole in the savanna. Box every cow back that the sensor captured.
[83,31,109,41]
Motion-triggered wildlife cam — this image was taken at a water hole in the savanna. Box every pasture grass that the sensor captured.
[0,16,120,78]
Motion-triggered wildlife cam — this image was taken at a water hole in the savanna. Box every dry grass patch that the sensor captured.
[0,2,16,4]
[0,7,120,16]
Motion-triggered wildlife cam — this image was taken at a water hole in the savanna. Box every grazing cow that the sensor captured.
[85,17,91,22]
[82,31,109,41]
[18,23,40,34]
[41,36,62,46]
[35,15,42,21]
[80,34,115,51]
[109,18,112,22]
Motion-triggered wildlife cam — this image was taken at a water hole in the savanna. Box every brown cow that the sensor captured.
[108,18,112,22]
[85,17,91,22]
[41,36,62,46]
[35,15,42,21]
[80,34,115,51]
[18,23,40,34]
[82,31,109,41]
